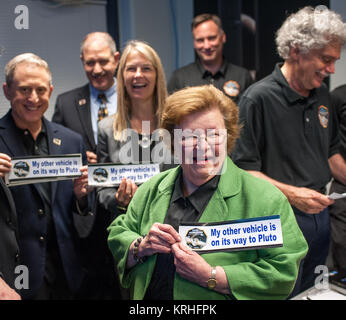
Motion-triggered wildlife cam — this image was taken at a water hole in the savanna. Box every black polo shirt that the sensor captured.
[232,63,339,192]
[330,84,346,161]
[144,171,220,300]
[11,115,66,291]
[167,58,253,103]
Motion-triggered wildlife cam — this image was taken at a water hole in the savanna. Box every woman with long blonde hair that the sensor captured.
[96,40,171,216]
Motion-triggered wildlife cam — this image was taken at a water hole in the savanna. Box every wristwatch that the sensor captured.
[132,235,147,264]
[207,267,217,290]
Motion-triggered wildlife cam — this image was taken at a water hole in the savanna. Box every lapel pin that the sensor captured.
[79,98,86,106]
[53,138,61,146]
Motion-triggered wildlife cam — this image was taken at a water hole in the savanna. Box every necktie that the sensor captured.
[97,93,108,121]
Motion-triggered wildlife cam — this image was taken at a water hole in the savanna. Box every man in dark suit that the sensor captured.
[0,53,89,299]
[52,32,122,299]
[52,32,120,164]
[0,178,21,300]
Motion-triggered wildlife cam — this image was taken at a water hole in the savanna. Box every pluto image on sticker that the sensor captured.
[185,228,207,249]
[13,161,30,177]
[93,167,108,183]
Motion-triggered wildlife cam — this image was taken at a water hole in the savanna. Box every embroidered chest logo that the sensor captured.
[318,105,329,128]
[223,80,240,97]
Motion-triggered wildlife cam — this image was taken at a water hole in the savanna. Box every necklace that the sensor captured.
[130,117,155,149]
[138,133,151,149]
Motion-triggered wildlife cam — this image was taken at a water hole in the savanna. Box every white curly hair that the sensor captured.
[276,6,346,60]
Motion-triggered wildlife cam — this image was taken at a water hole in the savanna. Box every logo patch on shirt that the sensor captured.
[318,105,329,128]
[223,80,240,97]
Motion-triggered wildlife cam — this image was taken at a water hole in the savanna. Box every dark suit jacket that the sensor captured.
[0,111,88,299]
[53,86,121,299]
[52,84,96,153]
[0,178,20,290]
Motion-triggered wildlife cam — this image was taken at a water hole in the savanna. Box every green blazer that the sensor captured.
[108,157,308,300]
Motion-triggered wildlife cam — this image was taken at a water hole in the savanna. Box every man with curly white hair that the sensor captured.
[232,6,346,295]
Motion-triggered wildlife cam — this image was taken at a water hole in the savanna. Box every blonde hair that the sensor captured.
[113,40,167,140]
[161,85,239,153]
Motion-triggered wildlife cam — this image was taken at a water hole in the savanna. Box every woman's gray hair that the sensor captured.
[5,53,52,87]
[276,6,346,60]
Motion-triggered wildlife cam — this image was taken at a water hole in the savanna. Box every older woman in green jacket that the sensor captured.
[108,85,308,300]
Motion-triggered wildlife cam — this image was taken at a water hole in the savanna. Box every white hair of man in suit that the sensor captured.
[80,31,117,56]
